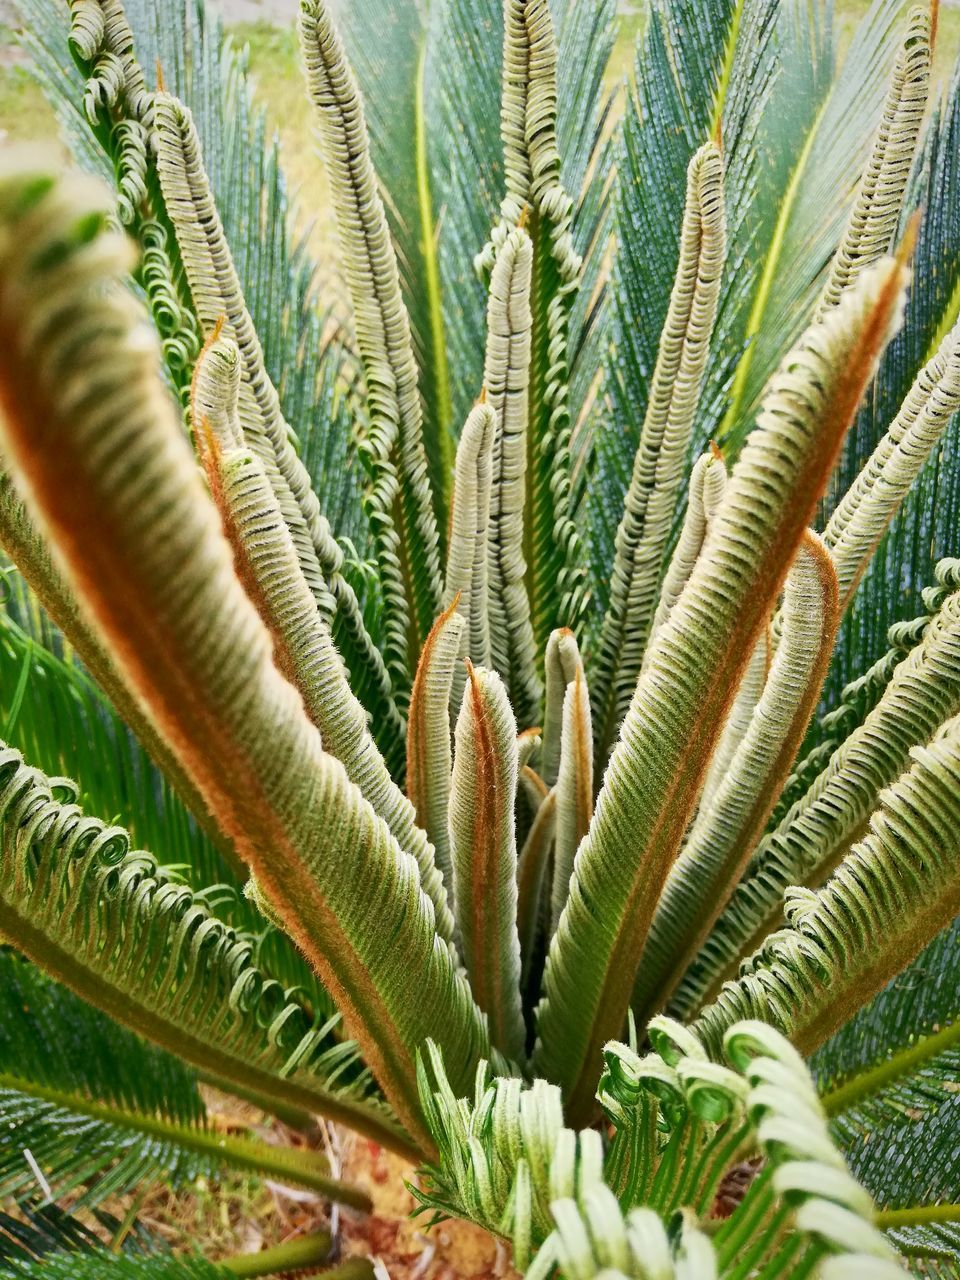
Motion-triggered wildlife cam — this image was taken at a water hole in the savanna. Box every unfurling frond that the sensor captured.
[632,532,840,1023]
[647,446,727,653]
[194,336,455,945]
[66,0,200,377]
[484,227,542,727]
[298,0,442,682]
[825,316,960,610]
[517,786,557,983]
[421,1019,899,1279]
[0,743,405,1154]
[541,628,582,788]
[157,93,401,752]
[535,256,907,1124]
[481,0,587,649]
[693,715,960,1059]
[156,95,338,606]
[679,566,960,1016]
[407,601,464,889]
[450,665,526,1063]
[446,401,496,712]
[697,628,771,818]
[593,143,726,762]
[592,1021,902,1280]
[0,157,487,1152]
[551,667,593,935]
[416,1042,604,1270]
[816,4,932,319]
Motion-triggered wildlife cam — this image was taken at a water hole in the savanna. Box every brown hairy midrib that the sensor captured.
[465,662,506,1045]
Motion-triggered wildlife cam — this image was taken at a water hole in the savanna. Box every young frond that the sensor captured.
[450,664,526,1064]
[535,254,907,1125]
[298,0,443,679]
[593,142,726,761]
[0,156,486,1152]
[693,714,960,1059]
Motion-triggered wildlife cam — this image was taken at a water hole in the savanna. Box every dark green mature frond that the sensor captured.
[0,1257,229,1280]
[0,1235,371,1279]
[0,951,201,1127]
[717,0,909,452]
[811,912,960,1222]
[0,1198,156,1270]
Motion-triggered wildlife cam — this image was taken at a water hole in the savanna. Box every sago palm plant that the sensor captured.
[0,0,960,1274]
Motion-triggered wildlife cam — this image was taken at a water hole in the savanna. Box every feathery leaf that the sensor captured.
[535,255,907,1124]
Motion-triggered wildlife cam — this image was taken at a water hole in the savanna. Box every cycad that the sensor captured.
[0,0,959,1275]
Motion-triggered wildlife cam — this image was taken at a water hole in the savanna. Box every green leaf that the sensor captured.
[0,951,202,1128]
[0,159,486,1152]
[299,0,444,685]
[337,0,455,528]
[450,664,526,1063]
[534,254,907,1125]
[693,713,960,1061]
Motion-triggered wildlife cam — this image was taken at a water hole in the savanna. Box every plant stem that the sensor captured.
[876,1202,960,1229]
[220,1231,334,1277]
[0,1073,371,1212]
